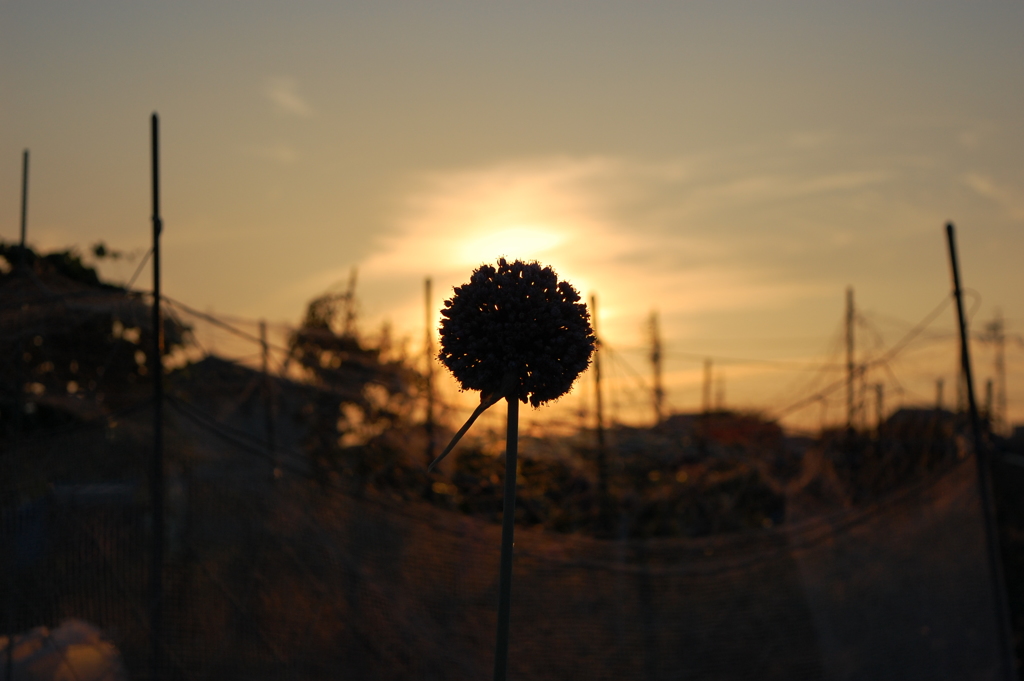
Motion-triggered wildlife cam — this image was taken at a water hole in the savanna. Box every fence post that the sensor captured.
[149,112,165,681]
[946,222,1016,680]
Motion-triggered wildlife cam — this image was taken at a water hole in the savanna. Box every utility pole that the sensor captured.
[982,310,1007,435]
[702,358,712,414]
[260,321,277,475]
[936,378,944,410]
[425,277,436,464]
[846,287,855,431]
[149,112,165,681]
[591,295,610,534]
[649,311,664,425]
[858,367,868,431]
[995,311,1007,435]
[19,149,28,249]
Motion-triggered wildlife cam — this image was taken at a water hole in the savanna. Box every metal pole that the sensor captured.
[6,158,27,679]
[846,287,855,431]
[6,154,28,676]
[702,358,712,414]
[149,113,165,681]
[493,397,519,681]
[985,310,1008,435]
[19,150,28,249]
[425,278,435,464]
[946,222,1016,681]
[590,295,610,534]
[996,311,1007,435]
[650,311,664,425]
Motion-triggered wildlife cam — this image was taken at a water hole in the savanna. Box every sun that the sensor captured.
[457,224,565,266]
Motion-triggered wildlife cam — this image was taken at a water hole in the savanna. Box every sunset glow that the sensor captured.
[457,225,565,265]
[3,2,1023,430]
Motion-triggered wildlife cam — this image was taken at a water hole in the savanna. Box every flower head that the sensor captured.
[438,258,596,407]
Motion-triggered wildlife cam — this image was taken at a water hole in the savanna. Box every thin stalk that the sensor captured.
[493,397,519,681]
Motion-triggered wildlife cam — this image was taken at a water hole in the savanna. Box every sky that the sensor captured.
[2,1,1023,432]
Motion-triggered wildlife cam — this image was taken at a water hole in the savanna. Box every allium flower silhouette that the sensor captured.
[439,257,596,406]
[426,258,596,681]
[428,258,595,471]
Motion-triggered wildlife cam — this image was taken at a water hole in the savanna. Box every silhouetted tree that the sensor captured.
[0,242,186,438]
[287,289,418,484]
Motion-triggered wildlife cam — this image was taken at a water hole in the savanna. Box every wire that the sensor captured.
[770,295,957,420]
[663,350,846,371]
[872,295,952,365]
[124,248,153,290]
[165,394,312,480]
[162,297,272,349]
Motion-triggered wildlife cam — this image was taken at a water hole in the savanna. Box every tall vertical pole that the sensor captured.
[149,113,165,681]
[19,150,28,249]
[425,278,435,464]
[7,152,29,681]
[6,150,30,681]
[936,378,944,410]
[858,367,867,431]
[590,295,610,534]
[260,321,277,474]
[650,311,664,425]
[846,287,855,431]
[493,397,519,681]
[702,358,712,414]
[996,311,1007,435]
[988,310,1007,435]
[946,222,1016,681]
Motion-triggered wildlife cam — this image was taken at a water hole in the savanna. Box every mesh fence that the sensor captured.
[2,419,1009,681]
[0,263,1013,680]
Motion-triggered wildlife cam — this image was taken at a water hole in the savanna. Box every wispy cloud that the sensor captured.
[265,77,314,117]
[962,172,1024,220]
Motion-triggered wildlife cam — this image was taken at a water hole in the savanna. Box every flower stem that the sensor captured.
[493,396,519,681]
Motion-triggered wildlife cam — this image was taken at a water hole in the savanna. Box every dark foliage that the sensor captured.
[436,448,597,533]
[0,242,110,288]
[816,408,963,504]
[0,243,186,438]
[287,291,419,482]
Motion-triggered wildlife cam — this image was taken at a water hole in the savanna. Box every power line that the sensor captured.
[663,350,847,371]
[771,295,958,421]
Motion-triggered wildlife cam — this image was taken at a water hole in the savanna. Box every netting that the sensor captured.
[2,417,1008,680]
[0,258,1013,680]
